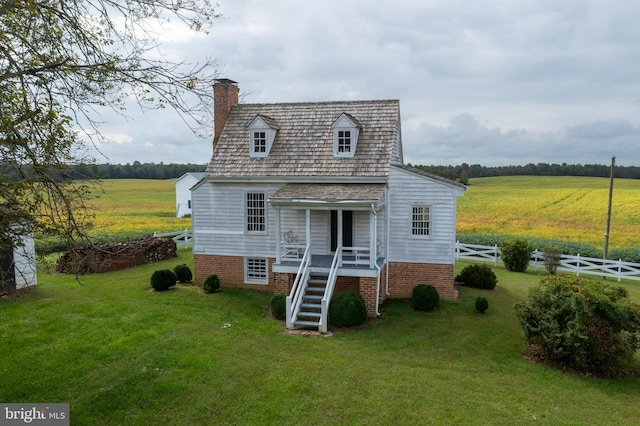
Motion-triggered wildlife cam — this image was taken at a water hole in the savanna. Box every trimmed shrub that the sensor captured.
[329,291,367,327]
[270,294,286,320]
[500,239,533,272]
[543,247,562,275]
[475,297,489,313]
[202,274,220,293]
[412,284,440,312]
[150,269,177,291]
[514,275,640,377]
[455,264,497,289]
[173,263,193,283]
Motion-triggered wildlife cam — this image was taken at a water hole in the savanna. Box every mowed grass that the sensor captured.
[1,253,639,425]
[459,176,640,248]
[87,179,191,237]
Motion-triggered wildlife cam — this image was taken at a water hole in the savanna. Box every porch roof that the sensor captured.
[269,183,386,208]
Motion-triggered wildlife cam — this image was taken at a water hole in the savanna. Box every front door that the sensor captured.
[330,210,353,252]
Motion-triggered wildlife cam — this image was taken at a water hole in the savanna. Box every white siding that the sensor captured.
[174,175,199,217]
[192,181,281,257]
[388,167,464,265]
[14,235,36,289]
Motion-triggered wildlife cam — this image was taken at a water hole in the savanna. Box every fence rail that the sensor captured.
[153,229,192,249]
[455,241,640,282]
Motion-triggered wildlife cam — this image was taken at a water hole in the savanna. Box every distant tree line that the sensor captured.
[410,162,635,184]
[14,161,632,181]
[69,162,207,179]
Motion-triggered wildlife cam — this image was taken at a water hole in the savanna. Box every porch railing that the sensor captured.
[320,245,342,334]
[286,245,311,329]
[341,246,372,266]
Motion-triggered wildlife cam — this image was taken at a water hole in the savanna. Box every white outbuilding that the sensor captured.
[173,172,205,217]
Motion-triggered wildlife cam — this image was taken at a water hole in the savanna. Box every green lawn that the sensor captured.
[1,253,639,425]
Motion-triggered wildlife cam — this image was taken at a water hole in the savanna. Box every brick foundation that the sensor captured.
[193,254,276,292]
[194,254,457,314]
[387,261,458,301]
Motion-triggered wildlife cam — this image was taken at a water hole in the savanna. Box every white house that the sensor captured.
[174,172,205,217]
[1,233,37,295]
[191,79,466,332]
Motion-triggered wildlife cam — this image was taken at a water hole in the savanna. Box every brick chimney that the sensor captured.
[213,78,239,151]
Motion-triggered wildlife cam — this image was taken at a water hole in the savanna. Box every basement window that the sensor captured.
[245,258,268,284]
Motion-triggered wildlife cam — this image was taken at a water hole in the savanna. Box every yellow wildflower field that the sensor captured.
[87,179,191,236]
[88,176,640,249]
[458,176,640,249]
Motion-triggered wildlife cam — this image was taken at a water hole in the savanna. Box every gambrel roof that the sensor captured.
[205,100,402,178]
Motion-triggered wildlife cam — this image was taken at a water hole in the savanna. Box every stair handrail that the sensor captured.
[320,244,341,333]
[286,244,311,329]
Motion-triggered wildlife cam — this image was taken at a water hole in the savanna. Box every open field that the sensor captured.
[87,179,191,238]
[1,253,638,425]
[459,176,640,249]
[85,176,640,251]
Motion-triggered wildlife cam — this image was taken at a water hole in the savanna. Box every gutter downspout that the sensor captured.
[385,185,390,296]
[371,203,381,316]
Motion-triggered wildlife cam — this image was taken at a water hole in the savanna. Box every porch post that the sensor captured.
[275,207,281,264]
[370,206,377,268]
[306,209,311,248]
[338,210,343,266]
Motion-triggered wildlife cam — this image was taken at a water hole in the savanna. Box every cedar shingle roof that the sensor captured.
[269,183,386,203]
[205,100,400,178]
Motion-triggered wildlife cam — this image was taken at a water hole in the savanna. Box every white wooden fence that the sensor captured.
[455,241,640,282]
[153,229,192,249]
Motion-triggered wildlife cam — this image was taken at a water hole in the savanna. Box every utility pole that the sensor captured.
[603,156,615,261]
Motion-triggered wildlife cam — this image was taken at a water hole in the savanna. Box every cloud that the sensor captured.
[81,0,640,167]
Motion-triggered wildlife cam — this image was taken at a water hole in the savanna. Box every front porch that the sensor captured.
[268,183,387,333]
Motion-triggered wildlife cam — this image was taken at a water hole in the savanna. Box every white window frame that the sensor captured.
[248,115,278,158]
[252,131,267,155]
[410,205,431,238]
[245,257,268,285]
[332,113,360,158]
[245,191,267,234]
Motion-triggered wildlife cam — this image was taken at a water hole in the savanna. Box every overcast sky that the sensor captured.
[93,0,640,167]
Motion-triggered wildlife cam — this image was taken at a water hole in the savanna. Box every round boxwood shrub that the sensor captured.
[202,274,220,293]
[329,291,367,327]
[150,269,177,291]
[501,239,533,272]
[475,297,489,313]
[455,264,497,289]
[412,284,440,312]
[515,275,640,377]
[173,263,193,283]
[271,294,286,320]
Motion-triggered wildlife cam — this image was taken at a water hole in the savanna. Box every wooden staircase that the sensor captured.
[293,271,328,329]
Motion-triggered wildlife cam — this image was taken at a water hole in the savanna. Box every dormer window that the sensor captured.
[248,114,278,157]
[253,131,267,154]
[332,113,360,158]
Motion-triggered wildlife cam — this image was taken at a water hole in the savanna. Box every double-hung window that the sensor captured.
[411,205,431,237]
[246,192,266,233]
[337,130,351,153]
[253,131,267,154]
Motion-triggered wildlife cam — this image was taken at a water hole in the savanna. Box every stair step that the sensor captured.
[300,302,321,309]
[294,320,320,328]
[303,294,322,301]
[305,286,325,293]
[298,311,321,318]
[308,278,328,285]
